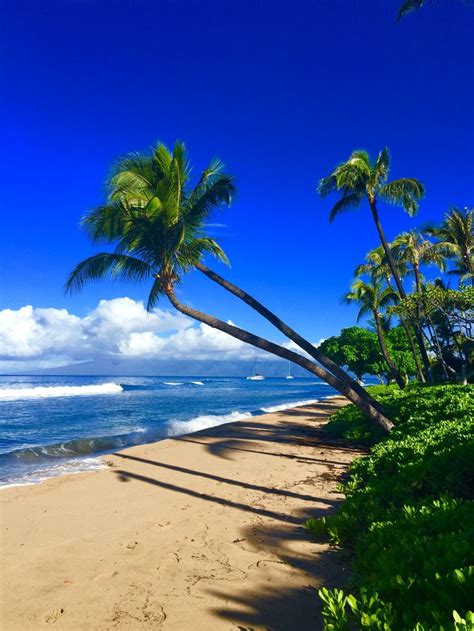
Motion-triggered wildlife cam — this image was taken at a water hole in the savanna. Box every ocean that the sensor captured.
[0,375,340,488]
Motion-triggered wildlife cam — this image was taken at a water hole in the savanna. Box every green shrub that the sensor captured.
[309,384,474,630]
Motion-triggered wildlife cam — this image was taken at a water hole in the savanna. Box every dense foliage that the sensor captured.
[336,208,474,387]
[306,384,474,630]
[320,326,419,385]
[319,328,383,383]
[392,285,474,384]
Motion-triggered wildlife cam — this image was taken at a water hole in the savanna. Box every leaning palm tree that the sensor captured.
[344,279,406,388]
[66,141,393,432]
[317,147,432,382]
[426,207,474,286]
[81,141,384,416]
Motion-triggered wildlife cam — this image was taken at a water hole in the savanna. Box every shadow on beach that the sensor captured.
[110,399,359,630]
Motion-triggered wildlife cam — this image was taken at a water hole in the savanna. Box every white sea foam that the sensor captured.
[190,381,204,386]
[0,457,105,489]
[165,410,252,437]
[0,383,123,401]
[260,398,320,413]
[162,381,183,386]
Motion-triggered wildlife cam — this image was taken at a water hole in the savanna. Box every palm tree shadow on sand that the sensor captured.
[112,401,364,630]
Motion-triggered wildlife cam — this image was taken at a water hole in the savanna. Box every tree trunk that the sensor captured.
[383,270,425,383]
[369,200,433,383]
[373,310,406,389]
[195,262,384,413]
[165,287,394,433]
[400,314,425,382]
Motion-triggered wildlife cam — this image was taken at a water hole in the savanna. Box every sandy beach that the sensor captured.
[1,396,363,631]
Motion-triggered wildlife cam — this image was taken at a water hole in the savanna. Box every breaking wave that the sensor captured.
[1,428,148,464]
[0,383,123,401]
[260,398,320,413]
[165,411,252,437]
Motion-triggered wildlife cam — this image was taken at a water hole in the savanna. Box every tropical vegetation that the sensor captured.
[66,139,473,629]
[306,383,474,629]
[316,150,473,387]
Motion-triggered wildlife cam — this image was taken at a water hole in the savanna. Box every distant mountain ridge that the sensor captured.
[18,358,313,378]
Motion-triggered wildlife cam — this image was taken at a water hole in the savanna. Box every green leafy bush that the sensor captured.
[307,384,474,630]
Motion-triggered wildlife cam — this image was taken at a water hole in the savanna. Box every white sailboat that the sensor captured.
[285,360,295,379]
[246,359,265,381]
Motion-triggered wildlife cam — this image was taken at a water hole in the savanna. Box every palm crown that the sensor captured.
[344,278,399,322]
[391,229,446,290]
[354,245,411,285]
[66,141,236,308]
[318,148,425,222]
[426,207,474,284]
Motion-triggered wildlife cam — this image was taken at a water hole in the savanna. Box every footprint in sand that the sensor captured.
[125,541,139,549]
[44,607,64,623]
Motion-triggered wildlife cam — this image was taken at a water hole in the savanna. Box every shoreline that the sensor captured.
[1,396,362,630]
[0,393,339,490]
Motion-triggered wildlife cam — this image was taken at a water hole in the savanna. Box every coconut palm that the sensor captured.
[66,141,393,432]
[79,141,383,414]
[355,245,424,382]
[354,245,413,285]
[344,279,406,388]
[392,229,446,292]
[317,147,432,382]
[426,207,474,286]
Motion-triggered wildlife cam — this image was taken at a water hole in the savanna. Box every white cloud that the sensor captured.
[0,297,259,369]
[281,338,325,358]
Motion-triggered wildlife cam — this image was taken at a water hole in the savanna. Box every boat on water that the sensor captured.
[247,360,265,380]
[285,361,294,380]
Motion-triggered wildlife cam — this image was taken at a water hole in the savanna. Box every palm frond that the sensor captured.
[65,253,153,294]
[108,153,155,200]
[349,150,372,170]
[186,171,236,227]
[372,147,391,187]
[317,174,338,198]
[396,0,427,21]
[146,277,163,311]
[329,192,363,222]
[379,178,425,216]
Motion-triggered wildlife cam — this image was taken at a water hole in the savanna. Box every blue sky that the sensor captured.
[1,0,473,368]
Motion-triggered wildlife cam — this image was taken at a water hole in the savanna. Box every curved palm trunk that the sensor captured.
[165,287,394,433]
[373,310,406,389]
[369,200,432,383]
[195,262,384,413]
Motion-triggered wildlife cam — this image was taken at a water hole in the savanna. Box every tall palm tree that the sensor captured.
[317,147,432,382]
[355,245,424,382]
[426,207,474,286]
[66,141,393,432]
[344,279,406,388]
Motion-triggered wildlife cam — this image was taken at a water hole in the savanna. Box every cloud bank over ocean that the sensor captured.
[0,297,258,372]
